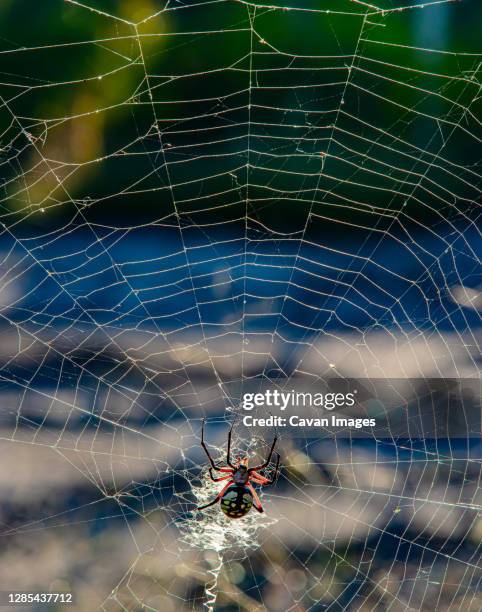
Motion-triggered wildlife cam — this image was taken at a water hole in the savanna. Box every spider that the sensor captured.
[196,419,280,518]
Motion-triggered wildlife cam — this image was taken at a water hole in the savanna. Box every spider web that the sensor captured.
[0,0,480,610]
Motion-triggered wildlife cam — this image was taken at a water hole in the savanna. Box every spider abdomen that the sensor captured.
[220,484,253,518]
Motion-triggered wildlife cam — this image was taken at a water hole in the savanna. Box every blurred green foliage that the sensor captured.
[0,0,480,233]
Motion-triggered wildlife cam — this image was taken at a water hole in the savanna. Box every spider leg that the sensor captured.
[200,418,222,470]
[249,437,278,472]
[250,474,270,485]
[266,452,280,484]
[197,480,233,511]
[247,482,264,513]
[251,452,280,485]
[208,468,233,482]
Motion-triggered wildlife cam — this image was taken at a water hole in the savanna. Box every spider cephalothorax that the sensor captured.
[196,420,280,518]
